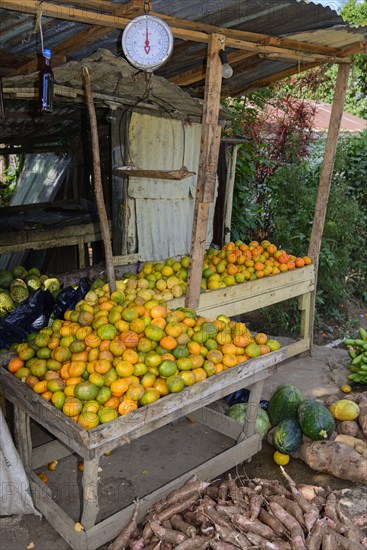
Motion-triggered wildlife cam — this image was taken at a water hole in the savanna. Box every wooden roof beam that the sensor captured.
[227,62,320,96]
[170,50,255,86]
[10,0,142,76]
[2,0,363,67]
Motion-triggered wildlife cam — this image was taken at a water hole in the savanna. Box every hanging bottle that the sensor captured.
[38,48,54,113]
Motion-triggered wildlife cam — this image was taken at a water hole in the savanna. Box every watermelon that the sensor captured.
[227,403,270,438]
[273,419,303,454]
[267,384,303,426]
[298,399,335,440]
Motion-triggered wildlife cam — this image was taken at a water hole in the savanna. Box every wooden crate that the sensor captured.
[0,265,315,549]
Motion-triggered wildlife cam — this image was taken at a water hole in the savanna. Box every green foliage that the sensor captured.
[341,0,367,25]
[0,165,18,206]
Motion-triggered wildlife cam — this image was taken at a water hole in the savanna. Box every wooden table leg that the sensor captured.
[13,406,32,470]
[237,379,265,444]
[81,455,100,530]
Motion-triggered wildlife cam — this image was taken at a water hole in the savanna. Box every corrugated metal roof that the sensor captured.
[1,0,366,99]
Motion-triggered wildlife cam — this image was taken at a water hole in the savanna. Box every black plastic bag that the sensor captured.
[53,277,91,320]
[0,289,55,349]
[223,388,269,411]
[224,389,250,406]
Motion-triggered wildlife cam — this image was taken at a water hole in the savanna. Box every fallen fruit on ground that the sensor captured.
[273,450,290,465]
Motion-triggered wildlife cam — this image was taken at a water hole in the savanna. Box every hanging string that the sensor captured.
[143,1,151,15]
[36,3,45,55]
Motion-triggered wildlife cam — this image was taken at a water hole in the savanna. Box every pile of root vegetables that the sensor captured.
[109,471,367,550]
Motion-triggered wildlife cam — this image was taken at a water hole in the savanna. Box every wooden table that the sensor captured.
[0,265,315,550]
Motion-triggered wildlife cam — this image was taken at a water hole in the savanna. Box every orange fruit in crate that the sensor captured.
[78,411,100,430]
[245,343,261,358]
[120,330,140,348]
[126,383,145,401]
[94,359,112,374]
[118,399,138,415]
[110,378,130,397]
[115,360,135,378]
[141,372,156,388]
[98,407,118,424]
[192,368,207,383]
[140,388,161,406]
[96,387,112,405]
[7,357,24,374]
[47,378,65,393]
[255,333,268,345]
[63,397,83,417]
[166,375,185,393]
[133,363,148,377]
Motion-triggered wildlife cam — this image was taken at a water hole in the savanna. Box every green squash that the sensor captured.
[298,399,335,440]
[273,418,303,454]
[267,384,303,426]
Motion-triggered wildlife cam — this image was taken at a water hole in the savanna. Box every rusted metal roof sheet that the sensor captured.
[310,101,367,132]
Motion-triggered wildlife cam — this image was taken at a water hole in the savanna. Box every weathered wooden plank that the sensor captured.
[85,433,262,550]
[240,379,265,441]
[186,34,224,309]
[83,66,116,293]
[308,64,351,345]
[32,439,74,469]
[28,470,88,550]
[298,292,312,341]
[0,222,103,255]
[188,407,244,440]
[172,265,315,315]
[81,456,100,530]
[13,406,32,470]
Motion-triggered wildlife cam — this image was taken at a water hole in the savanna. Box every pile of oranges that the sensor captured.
[115,239,312,298]
[7,292,280,430]
[201,239,312,291]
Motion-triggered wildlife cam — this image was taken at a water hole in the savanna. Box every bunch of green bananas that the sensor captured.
[345,327,367,384]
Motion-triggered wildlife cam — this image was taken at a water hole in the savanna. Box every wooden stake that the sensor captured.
[308,63,350,345]
[82,65,116,291]
[185,34,224,309]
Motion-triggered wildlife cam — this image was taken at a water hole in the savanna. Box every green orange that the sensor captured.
[158,360,177,378]
[166,375,185,393]
[139,388,161,406]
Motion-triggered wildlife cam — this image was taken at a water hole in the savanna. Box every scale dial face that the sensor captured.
[122,15,174,71]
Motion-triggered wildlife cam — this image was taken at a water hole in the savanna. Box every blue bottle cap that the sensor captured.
[43,49,52,58]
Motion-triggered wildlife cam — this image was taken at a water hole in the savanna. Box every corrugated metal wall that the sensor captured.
[127,113,216,262]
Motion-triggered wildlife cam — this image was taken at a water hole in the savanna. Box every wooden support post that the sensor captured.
[13,406,32,470]
[81,456,101,530]
[308,63,350,345]
[224,144,239,244]
[186,33,224,309]
[82,66,116,292]
[237,379,265,443]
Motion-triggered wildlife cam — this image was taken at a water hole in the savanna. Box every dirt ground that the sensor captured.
[1,338,366,550]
